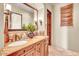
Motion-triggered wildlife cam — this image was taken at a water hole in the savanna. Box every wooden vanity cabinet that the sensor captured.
[8,44,36,56]
[8,39,48,56]
[21,44,36,56]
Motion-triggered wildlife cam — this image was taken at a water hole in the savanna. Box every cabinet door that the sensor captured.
[36,40,44,56]
[44,39,49,56]
[36,39,48,56]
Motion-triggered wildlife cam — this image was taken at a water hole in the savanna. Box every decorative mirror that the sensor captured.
[4,3,38,31]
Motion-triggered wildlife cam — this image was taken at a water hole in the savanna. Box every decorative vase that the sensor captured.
[27,32,34,38]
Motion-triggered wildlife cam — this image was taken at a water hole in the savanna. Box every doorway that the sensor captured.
[47,9,52,45]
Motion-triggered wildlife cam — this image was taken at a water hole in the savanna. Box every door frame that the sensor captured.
[47,9,52,45]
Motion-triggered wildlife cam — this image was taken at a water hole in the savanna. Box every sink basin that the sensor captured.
[8,40,27,47]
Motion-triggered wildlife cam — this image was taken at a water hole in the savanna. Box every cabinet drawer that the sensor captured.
[21,44,36,56]
[25,44,35,51]
[21,49,35,56]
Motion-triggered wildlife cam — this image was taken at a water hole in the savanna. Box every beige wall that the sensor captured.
[52,3,70,49]
[52,3,79,50]
[0,4,4,48]
[38,8,45,32]
[68,4,79,51]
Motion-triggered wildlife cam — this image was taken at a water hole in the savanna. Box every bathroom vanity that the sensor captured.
[1,36,48,56]
[3,3,48,56]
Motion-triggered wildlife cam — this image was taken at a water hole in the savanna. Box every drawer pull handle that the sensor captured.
[23,50,26,53]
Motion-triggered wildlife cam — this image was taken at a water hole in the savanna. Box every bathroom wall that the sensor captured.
[52,3,70,49]
[68,4,79,51]
[53,3,79,51]
[0,4,4,48]
[38,8,45,32]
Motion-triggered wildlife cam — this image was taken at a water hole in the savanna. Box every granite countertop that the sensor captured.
[0,36,48,56]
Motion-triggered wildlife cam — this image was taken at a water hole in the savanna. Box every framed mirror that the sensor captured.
[4,3,38,31]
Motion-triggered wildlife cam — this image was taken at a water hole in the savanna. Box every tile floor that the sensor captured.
[49,46,79,56]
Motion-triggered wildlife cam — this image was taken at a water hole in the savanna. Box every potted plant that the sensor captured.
[26,23,36,38]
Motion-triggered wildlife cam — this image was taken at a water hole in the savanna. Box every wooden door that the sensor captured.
[47,9,51,45]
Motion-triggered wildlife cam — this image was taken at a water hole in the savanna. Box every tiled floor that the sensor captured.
[49,46,79,56]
